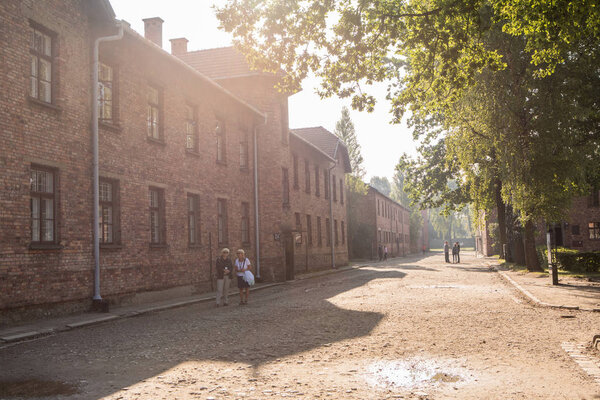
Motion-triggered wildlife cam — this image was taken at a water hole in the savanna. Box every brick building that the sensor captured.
[0,0,350,321]
[348,185,411,260]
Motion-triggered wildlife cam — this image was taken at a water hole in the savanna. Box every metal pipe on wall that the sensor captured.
[92,23,124,302]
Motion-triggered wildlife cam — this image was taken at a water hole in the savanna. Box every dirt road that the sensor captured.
[1,252,599,399]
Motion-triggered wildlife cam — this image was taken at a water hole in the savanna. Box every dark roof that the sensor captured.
[177,46,270,80]
[86,0,116,22]
[290,127,352,173]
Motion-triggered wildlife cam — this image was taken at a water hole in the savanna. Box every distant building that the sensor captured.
[348,185,411,259]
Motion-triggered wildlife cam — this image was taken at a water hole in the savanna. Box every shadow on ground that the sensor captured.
[0,267,407,399]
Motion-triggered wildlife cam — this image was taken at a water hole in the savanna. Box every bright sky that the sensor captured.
[109,0,418,180]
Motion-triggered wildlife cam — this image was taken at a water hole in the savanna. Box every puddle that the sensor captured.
[365,357,474,390]
[0,379,78,398]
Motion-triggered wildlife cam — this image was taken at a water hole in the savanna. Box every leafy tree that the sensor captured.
[369,176,391,196]
[334,106,367,194]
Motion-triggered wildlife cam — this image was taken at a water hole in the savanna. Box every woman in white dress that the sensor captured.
[234,249,252,305]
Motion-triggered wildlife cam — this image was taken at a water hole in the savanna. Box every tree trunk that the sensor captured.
[524,220,542,272]
[504,204,515,262]
[494,179,508,258]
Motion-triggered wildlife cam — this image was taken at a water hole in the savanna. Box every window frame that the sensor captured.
[187,193,200,246]
[306,215,313,246]
[317,216,322,247]
[305,159,311,194]
[341,221,345,245]
[98,62,118,126]
[216,118,227,164]
[146,84,163,142]
[241,201,250,244]
[239,133,249,170]
[149,187,166,245]
[30,165,58,245]
[315,166,320,197]
[340,178,344,204]
[292,154,299,189]
[217,198,228,245]
[99,178,120,246]
[324,170,330,199]
[334,219,339,246]
[332,174,337,202]
[29,22,55,105]
[185,103,198,153]
[589,222,600,240]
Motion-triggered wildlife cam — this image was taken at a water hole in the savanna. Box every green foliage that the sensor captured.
[369,176,391,196]
[537,246,600,273]
[334,106,366,182]
[346,175,368,195]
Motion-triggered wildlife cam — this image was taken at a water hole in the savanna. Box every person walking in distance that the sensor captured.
[444,241,450,263]
[234,249,252,305]
[456,242,461,263]
[384,245,388,261]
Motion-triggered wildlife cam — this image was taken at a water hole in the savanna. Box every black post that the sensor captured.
[209,232,214,291]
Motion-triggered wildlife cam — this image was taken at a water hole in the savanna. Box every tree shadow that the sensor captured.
[0,268,406,400]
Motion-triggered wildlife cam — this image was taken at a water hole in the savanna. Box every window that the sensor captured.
[295,212,302,231]
[99,179,119,244]
[280,100,289,144]
[185,104,198,152]
[240,134,249,169]
[317,216,322,246]
[326,218,331,246]
[315,166,320,197]
[304,160,311,194]
[292,154,299,189]
[282,168,290,206]
[149,188,165,244]
[241,202,250,244]
[216,118,226,163]
[341,221,345,245]
[324,170,330,199]
[98,63,115,123]
[217,198,228,244]
[29,25,54,103]
[307,215,313,246]
[187,194,199,245]
[572,225,580,235]
[147,85,161,140]
[340,178,344,204]
[30,166,56,243]
[589,222,600,240]
[334,219,338,246]
[377,200,380,216]
[332,175,337,202]
[590,189,600,207]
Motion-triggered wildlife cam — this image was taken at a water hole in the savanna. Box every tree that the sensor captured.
[369,176,391,196]
[334,106,367,194]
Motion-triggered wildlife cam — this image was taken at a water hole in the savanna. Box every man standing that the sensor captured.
[444,241,450,263]
[378,244,383,261]
[384,245,388,261]
[456,242,461,263]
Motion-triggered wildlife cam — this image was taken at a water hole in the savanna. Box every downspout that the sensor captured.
[328,161,337,268]
[253,117,265,279]
[92,23,124,301]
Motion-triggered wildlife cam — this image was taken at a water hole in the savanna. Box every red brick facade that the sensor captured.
[348,186,411,259]
[0,1,351,320]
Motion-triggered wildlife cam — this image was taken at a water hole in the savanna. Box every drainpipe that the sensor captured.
[328,161,337,268]
[253,121,263,279]
[92,23,124,301]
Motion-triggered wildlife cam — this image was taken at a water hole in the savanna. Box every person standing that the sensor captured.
[378,244,383,261]
[215,248,232,306]
[452,242,458,263]
[234,249,252,305]
[384,245,388,261]
[456,242,461,263]
[444,241,450,263]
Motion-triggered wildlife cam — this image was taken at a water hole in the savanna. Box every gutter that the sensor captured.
[328,161,337,269]
[253,117,266,278]
[92,23,124,302]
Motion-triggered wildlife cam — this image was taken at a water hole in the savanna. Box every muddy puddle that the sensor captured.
[364,357,475,390]
[0,379,78,398]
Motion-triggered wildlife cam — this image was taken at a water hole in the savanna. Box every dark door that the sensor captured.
[284,234,295,280]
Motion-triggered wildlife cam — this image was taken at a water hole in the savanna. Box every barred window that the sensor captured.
[292,154,299,189]
[332,175,337,202]
[30,167,56,243]
[307,215,313,246]
[589,222,600,240]
[326,218,331,246]
[185,104,197,152]
[305,160,311,194]
[147,86,161,140]
[315,166,320,197]
[30,26,53,103]
[98,63,114,123]
[99,179,118,244]
[149,188,165,244]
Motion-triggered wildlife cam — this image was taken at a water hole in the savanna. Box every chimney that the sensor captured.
[170,38,188,56]
[142,17,164,48]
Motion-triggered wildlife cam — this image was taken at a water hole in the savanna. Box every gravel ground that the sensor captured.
[1,252,599,399]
